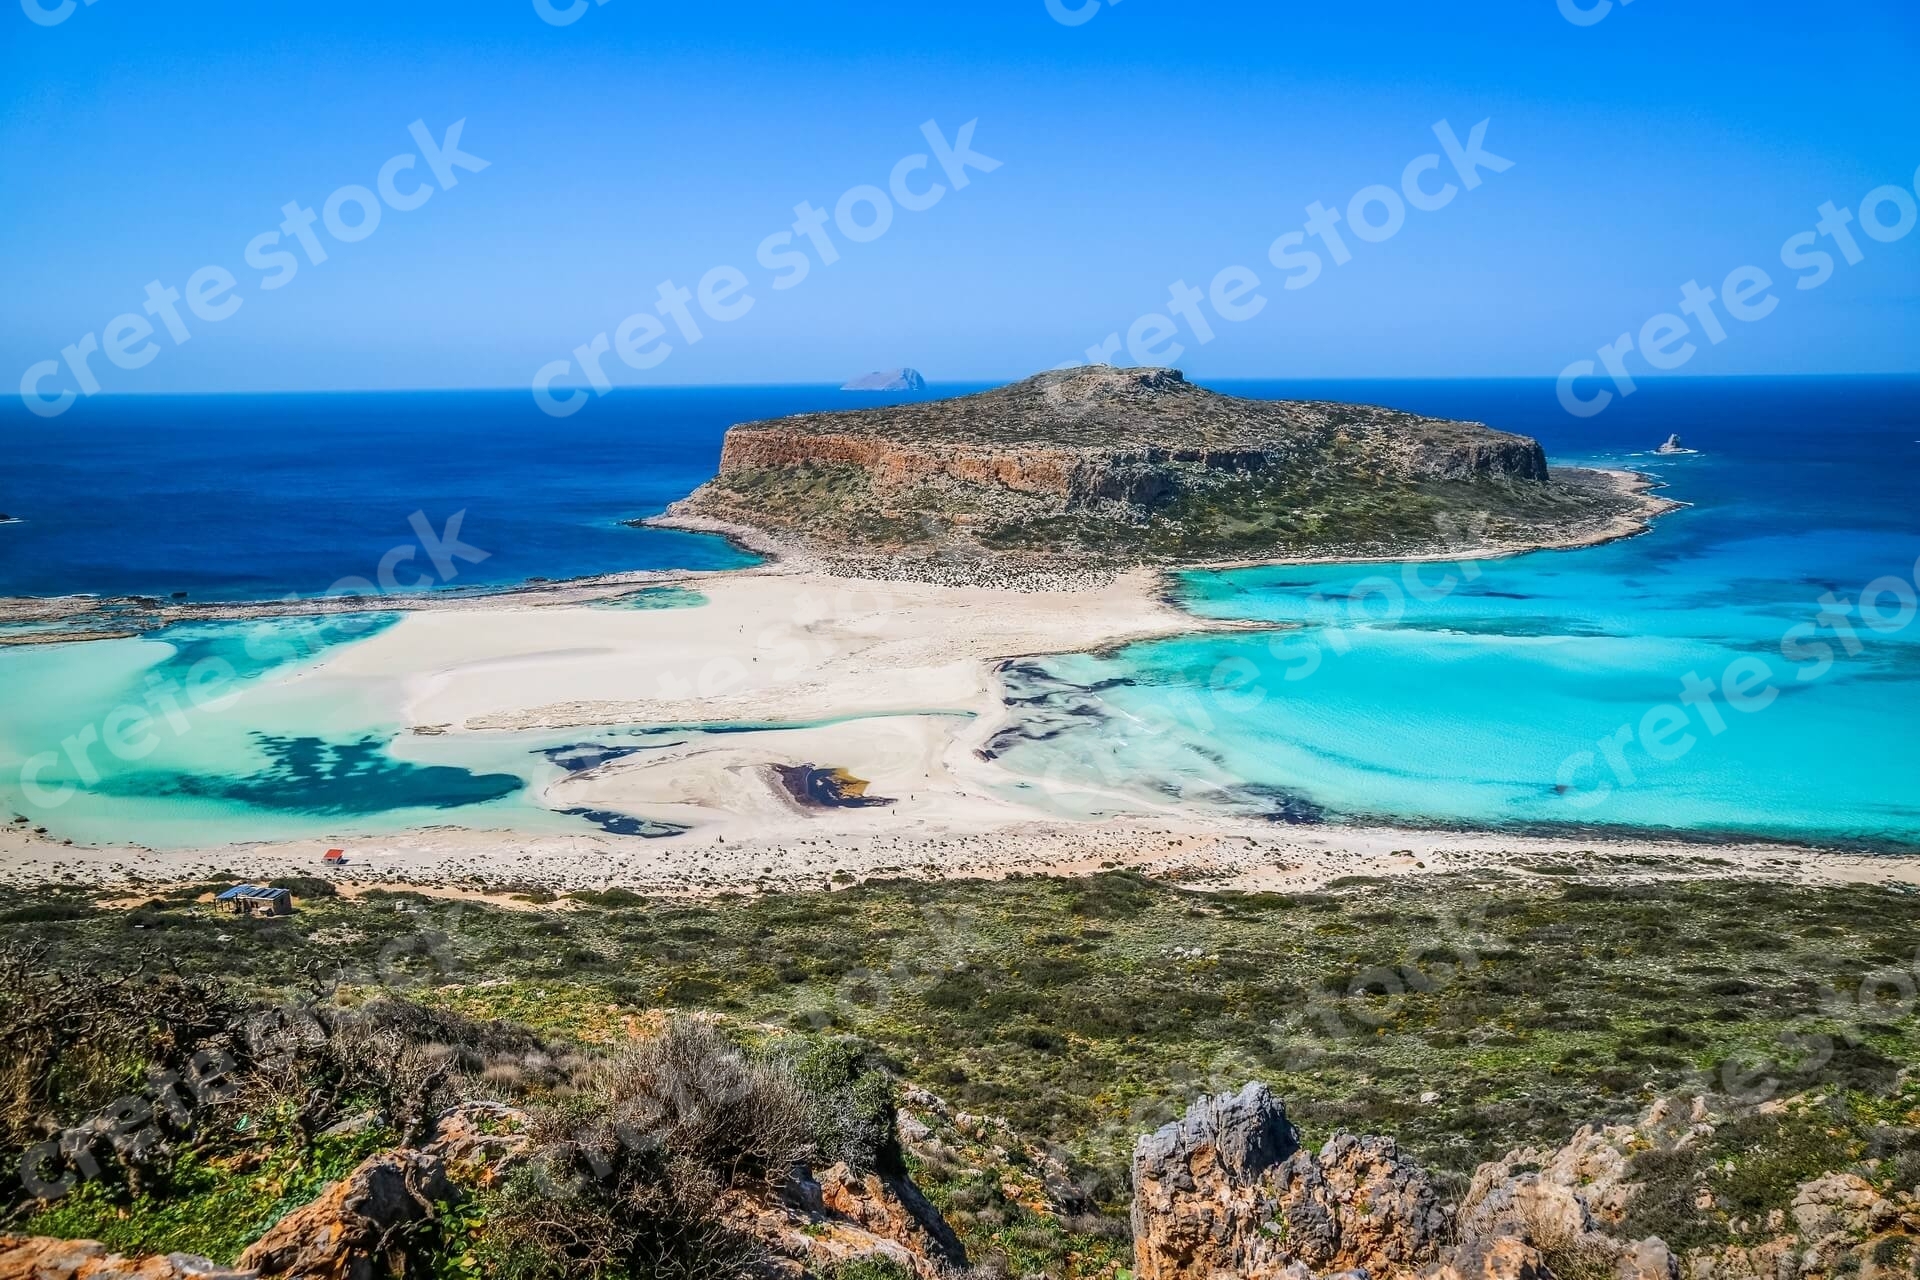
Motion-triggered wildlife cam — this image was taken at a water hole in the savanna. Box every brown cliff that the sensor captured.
[662,366,1659,583]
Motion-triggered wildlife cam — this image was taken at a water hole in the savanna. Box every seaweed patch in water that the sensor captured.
[560,807,689,837]
[539,742,673,773]
[110,734,524,815]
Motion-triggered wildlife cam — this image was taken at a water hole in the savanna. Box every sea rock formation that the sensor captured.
[1656,434,1688,454]
[725,367,1547,505]
[842,368,927,391]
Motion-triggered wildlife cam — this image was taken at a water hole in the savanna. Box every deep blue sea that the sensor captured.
[2,376,1915,849]
[0,386,975,600]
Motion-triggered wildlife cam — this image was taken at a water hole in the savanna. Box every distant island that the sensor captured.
[660,366,1672,582]
[841,367,926,391]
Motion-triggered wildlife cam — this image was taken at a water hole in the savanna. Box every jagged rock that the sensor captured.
[818,1163,968,1272]
[423,1101,533,1188]
[1789,1174,1883,1240]
[1130,1083,1446,1280]
[726,1161,967,1280]
[1427,1236,1557,1280]
[1130,1082,1300,1280]
[1275,1134,1450,1276]
[0,1237,252,1280]
[236,1150,452,1279]
[1462,1116,1680,1280]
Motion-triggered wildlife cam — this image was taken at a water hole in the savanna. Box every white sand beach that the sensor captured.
[4,560,1918,898]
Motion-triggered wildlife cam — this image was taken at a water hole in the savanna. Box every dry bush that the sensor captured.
[0,942,247,1153]
[1512,1196,1620,1280]
[483,1019,817,1279]
[232,997,572,1145]
[591,1018,812,1189]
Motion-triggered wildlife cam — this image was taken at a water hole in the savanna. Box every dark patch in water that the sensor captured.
[773,765,894,809]
[114,733,523,815]
[540,743,663,773]
[561,807,688,838]
[1238,784,1325,825]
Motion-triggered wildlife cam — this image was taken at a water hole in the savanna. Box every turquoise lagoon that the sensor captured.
[2,378,1915,851]
[985,377,1920,849]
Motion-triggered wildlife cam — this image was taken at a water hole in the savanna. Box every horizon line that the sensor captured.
[19,370,1920,399]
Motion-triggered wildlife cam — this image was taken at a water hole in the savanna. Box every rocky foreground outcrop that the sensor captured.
[0,1102,962,1280]
[1130,1084,1920,1280]
[1131,1082,1460,1280]
[16,1081,1901,1280]
[665,366,1655,582]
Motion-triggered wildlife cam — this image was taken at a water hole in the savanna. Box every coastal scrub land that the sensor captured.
[5,868,1919,1279]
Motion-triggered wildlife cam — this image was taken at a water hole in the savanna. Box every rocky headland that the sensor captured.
[660,366,1673,586]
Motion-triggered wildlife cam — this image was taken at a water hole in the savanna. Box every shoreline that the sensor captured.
[0,464,1676,645]
[4,814,1917,900]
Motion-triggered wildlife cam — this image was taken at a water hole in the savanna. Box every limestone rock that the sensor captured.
[0,1236,252,1280]
[422,1101,533,1188]
[725,1161,967,1280]
[236,1150,452,1280]
[1130,1083,1446,1280]
[1427,1236,1558,1280]
[1130,1082,1301,1280]
[1274,1134,1451,1276]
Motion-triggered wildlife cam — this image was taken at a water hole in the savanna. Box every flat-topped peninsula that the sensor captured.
[659,366,1672,582]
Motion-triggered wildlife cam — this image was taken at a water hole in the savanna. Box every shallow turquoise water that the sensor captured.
[0,615,562,847]
[987,390,1920,848]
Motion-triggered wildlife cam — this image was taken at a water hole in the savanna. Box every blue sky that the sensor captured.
[3,0,1916,395]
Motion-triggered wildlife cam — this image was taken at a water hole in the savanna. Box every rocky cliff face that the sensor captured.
[711,366,1549,512]
[662,366,1634,582]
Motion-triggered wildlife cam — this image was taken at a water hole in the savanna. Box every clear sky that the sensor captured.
[3,0,1916,396]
